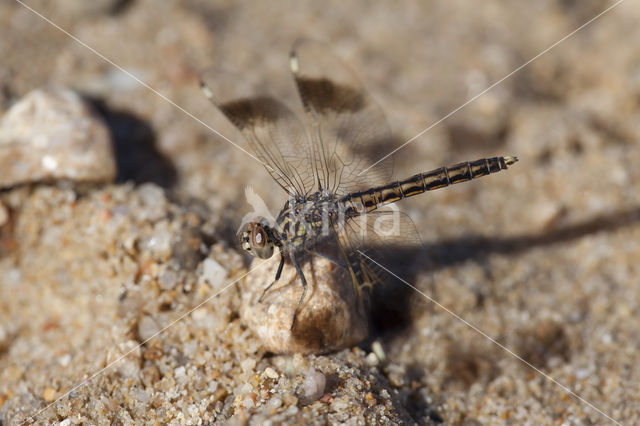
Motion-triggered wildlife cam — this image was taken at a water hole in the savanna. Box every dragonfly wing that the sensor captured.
[334,209,422,295]
[290,40,394,196]
[200,69,315,197]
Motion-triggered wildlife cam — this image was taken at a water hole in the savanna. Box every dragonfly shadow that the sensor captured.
[369,205,640,338]
[84,96,177,188]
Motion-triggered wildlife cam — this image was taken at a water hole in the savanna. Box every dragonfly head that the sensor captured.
[239,220,275,259]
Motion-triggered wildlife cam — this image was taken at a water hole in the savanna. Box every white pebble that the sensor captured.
[365,352,379,366]
[200,258,228,288]
[137,315,160,342]
[242,395,255,409]
[240,358,256,372]
[58,354,71,367]
[302,368,325,402]
[146,228,171,257]
[137,183,167,221]
[372,341,386,362]
[267,396,282,409]
[175,366,186,379]
[159,269,178,290]
[264,367,279,379]
[0,87,116,188]
[285,405,299,415]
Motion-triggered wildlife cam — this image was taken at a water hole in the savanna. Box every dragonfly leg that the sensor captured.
[258,253,285,303]
[290,254,308,331]
[305,248,347,269]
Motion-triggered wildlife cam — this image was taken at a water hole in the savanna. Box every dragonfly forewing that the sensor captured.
[290,40,395,196]
[200,69,315,196]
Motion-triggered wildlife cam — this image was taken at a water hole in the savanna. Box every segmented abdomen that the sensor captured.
[342,156,518,214]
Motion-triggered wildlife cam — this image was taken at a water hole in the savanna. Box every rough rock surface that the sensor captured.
[241,254,369,354]
[0,87,116,188]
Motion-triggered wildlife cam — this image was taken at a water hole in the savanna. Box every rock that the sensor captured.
[263,367,279,379]
[300,368,326,404]
[137,315,160,342]
[136,183,168,222]
[199,258,228,288]
[240,254,369,354]
[0,87,116,189]
[42,387,57,403]
[158,269,178,290]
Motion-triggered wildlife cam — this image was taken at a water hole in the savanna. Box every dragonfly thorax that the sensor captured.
[274,192,341,251]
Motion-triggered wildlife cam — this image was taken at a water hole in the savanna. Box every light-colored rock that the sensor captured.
[137,315,160,342]
[301,368,326,403]
[0,87,116,188]
[263,367,279,379]
[240,254,369,354]
[199,258,228,288]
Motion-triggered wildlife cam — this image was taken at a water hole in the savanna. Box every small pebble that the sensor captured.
[174,366,187,383]
[191,307,208,321]
[240,358,256,372]
[365,352,379,367]
[58,354,71,367]
[137,315,160,342]
[0,87,116,188]
[236,382,253,395]
[211,387,228,403]
[266,396,282,410]
[331,395,350,412]
[365,392,376,406]
[264,367,279,379]
[372,341,386,363]
[284,405,299,415]
[243,393,257,409]
[301,368,326,403]
[42,387,56,402]
[142,225,172,259]
[137,183,167,222]
[159,269,178,290]
[200,258,228,288]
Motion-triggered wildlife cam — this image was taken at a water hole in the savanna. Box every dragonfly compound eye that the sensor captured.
[248,223,274,259]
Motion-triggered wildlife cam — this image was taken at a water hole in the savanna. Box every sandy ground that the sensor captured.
[1,0,640,424]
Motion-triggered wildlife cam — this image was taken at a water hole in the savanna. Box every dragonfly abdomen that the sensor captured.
[343,156,518,213]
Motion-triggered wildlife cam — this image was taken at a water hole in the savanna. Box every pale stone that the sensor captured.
[240,254,369,354]
[0,87,116,188]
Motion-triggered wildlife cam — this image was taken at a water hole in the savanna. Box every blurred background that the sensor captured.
[1,0,639,424]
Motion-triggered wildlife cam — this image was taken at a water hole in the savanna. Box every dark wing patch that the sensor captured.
[200,69,315,196]
[220,97,291,130]
[295,77,365,114]
[290,40,395,196]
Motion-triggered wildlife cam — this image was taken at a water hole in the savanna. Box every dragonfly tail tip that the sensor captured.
[504,156,519,166]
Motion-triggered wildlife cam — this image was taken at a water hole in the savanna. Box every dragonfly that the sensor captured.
[200,41,517,331]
